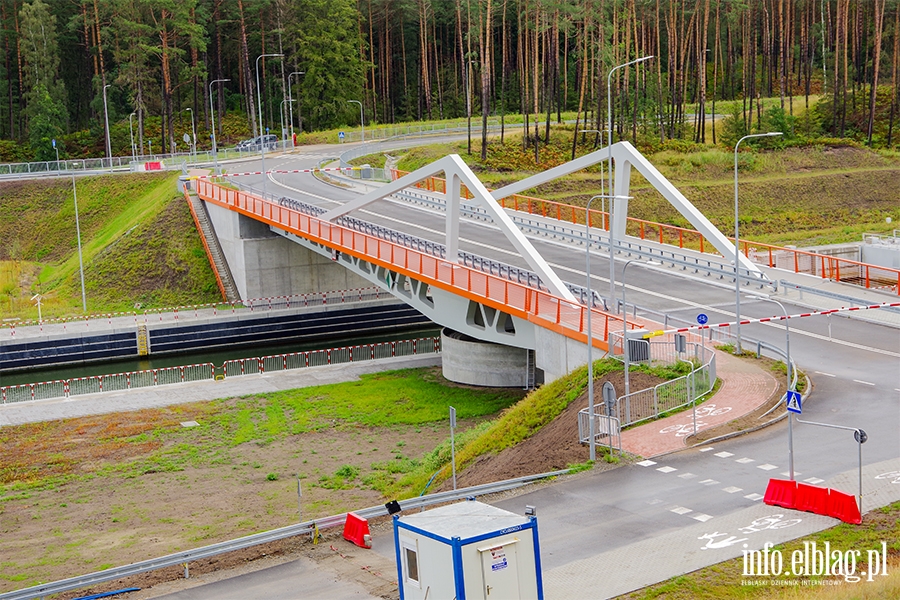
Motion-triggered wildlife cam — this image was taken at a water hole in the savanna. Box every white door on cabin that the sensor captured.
[479,542,521,599]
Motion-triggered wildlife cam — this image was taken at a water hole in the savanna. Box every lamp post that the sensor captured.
[184,108,196,159]
[256,52,283,194]
[209,78,230,168]
[607,56,653,306]
[749,294,794,480]
[280,99,295,149]
[289,71,304,138]
[347,100,364,143]
[102,83,112,169]
[71,170,87,312]
[734,132,782,353]
[128,113,136,162]
[585,193,609,463]
[621,259,661,398]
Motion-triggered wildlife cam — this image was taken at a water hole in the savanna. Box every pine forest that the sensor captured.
[1,0,898,163]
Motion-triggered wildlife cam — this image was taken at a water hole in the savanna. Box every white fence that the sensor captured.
[1,337,440,405]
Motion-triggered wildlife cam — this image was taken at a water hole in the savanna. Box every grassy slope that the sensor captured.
[0,173,220,318]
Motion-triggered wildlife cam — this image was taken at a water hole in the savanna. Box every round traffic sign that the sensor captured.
[697,313,709,325]
[854,429,867,444]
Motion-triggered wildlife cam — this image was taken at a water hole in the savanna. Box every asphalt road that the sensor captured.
[173,145,900,597]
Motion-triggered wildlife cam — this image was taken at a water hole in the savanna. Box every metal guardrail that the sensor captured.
[0,468,570,600]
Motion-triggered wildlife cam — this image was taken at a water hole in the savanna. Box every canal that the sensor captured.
[0,326,441,387]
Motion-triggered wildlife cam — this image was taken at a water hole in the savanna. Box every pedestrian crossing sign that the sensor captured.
[786,390,802,414]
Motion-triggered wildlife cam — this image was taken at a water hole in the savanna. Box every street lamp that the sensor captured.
[209,78,230,167]
[280,99,295,149]
[585,193,610,463]
[749,294,794,480]
[128,113,136,163]
[184,108,196,159]
[347,100,364,143]
[608,56,653,306]
[71,170,87,312]
[580,131,611,229]
[256,52,284,193]
[734,132,782,353]
[622,259,661,399]
[102,83,112,169]
[289,71,304,138]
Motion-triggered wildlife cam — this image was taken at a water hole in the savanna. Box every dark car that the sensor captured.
[237,134,278,151]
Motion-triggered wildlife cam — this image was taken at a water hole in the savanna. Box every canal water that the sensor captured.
[0,326,441,387]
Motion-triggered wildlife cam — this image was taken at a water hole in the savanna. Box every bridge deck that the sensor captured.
[196,179,639,351]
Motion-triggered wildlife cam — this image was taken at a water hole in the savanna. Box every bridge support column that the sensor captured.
[203,200,369,299]
[441,329,533,387]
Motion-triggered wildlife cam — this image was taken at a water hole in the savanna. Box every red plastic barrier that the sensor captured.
[343,512,372,548]
[827,489,862,524]
[145,161,163,171]
[795,483,830,514]
[763,479,797,508]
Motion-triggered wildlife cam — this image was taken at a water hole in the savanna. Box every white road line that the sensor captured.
[757,464,779,471]
[656,466,677,473]
[698,447,715,452]
[699,479,720,486]
[678,473,698,479]
[853,379,876,386]
[637,460,657,467]
[780,472,801,478]
[815,371,836,377]
[744,493,764,501]
[804,477,825,484]
[692,514,714,522]
[714,451,735,458]
[670,506,693,515]
[722,486,743,494]
[735,457,755,464]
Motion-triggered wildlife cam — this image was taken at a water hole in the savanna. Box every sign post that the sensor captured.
[450,406,457,490]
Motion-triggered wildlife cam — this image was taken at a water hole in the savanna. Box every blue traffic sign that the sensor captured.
[786,390,802,414]
[338,131,345,139]
[51,138,56,148]
[697,313,709,325]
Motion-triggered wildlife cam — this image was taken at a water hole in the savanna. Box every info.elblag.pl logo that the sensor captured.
[742,541,890,584]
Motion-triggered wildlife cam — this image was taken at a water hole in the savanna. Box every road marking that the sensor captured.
[714,451,734,458]
[646,499,663,505]
[735,457,755,464]
[780,471,800,478]
[722,486,743,494]
[757,464,779,471]
[804,477,825,484]
[698,447,715,452]
[678,473,698,479]
[637,460,657,467]
[670,506,693,515]
[699,479,720,486]
[744,493,764,501]
[692,513,714,522]
[853,379,875,386]
[656,466,677,473]
[815,371,836,377]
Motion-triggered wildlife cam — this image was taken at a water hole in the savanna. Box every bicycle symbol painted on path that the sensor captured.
[699,514,802,550]
[659,405,732,436]
[875,470,900,484]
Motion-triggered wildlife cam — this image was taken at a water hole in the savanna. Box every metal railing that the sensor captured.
[0,467,570,600]
[1,337,440,404]
[1,287,386,338]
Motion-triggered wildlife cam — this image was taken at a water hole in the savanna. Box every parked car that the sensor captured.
[236,134,278,151]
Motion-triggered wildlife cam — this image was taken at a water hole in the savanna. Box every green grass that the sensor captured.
[620,502,900,599]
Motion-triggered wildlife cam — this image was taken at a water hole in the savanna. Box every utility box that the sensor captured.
[393,499,543,600]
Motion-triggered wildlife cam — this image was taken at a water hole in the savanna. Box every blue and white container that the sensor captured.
[393,499,543,600]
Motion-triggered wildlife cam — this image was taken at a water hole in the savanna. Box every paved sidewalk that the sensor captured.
[620,349,779,458]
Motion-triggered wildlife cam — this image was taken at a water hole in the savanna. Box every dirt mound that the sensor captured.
[441,370,666,490]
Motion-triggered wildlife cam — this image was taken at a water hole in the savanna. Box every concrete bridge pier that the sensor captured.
[203,201,370,299]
